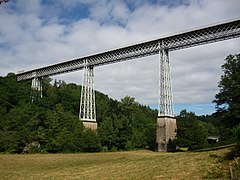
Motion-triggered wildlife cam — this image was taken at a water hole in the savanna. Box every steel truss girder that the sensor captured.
[16,19,240,81]
[79,62,96,122]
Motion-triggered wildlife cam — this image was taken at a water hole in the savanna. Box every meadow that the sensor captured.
[0,148,233,180]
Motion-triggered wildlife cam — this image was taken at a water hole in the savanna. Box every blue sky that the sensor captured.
[0,0,240,115]
[150,103,215,116]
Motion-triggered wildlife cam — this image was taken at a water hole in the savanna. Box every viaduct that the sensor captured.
[16,19,240,151]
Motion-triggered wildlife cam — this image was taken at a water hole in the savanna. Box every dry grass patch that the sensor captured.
[0,148,231,179]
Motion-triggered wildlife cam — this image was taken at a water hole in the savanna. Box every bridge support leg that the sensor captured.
[31,76,42,103]
[156,48,177,152]
[79,62,97,130]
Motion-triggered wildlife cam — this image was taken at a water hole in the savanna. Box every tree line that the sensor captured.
[0,75,157,153]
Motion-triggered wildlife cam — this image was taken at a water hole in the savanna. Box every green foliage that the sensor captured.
[214,53,240,156]
[98,117,117,150]
[176,110,207,150]
[4,69,232,153]
[98,96,156,151]
[214,53,240,127]
[233,124,240,145]
[80,129,101,152]
[232,123,240,156]
[0,74,156,153]
[197,115,220,136]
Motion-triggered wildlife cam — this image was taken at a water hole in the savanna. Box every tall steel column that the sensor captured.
[156,43,176,152]
[158,48,174,117]
[31,72,42,102]
[79,61,97,129]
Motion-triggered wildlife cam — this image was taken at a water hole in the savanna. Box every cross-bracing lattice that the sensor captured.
[79,61,96,122]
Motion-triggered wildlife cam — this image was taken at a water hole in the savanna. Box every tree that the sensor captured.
[80,129,101,152]
[176,110,207,150]
[98,117,117,151]
[42,104,83,153]
[232,124,240,156]
[121,96,136,107]
[0,73,158,153]
[214,54,240,127]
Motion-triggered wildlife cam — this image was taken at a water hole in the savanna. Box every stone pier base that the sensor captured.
[83,121,97,130]
[156,116,177,152]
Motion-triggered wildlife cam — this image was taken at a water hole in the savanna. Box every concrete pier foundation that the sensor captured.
[156,116,177,152]
[83,121,97,130]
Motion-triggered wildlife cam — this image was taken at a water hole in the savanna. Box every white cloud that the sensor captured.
[15,0,41,15]
[0,0,240,112]
[89,0,130,25]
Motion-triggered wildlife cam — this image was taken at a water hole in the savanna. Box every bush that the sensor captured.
[80,129,101,152]
[232,124,240,156]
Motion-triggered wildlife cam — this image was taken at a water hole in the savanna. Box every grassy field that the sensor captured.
[0,148,233,180]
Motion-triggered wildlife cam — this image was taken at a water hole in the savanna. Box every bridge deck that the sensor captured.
[16,19,240,81]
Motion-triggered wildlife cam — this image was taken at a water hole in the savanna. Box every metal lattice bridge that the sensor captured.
[16,19,240,132]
